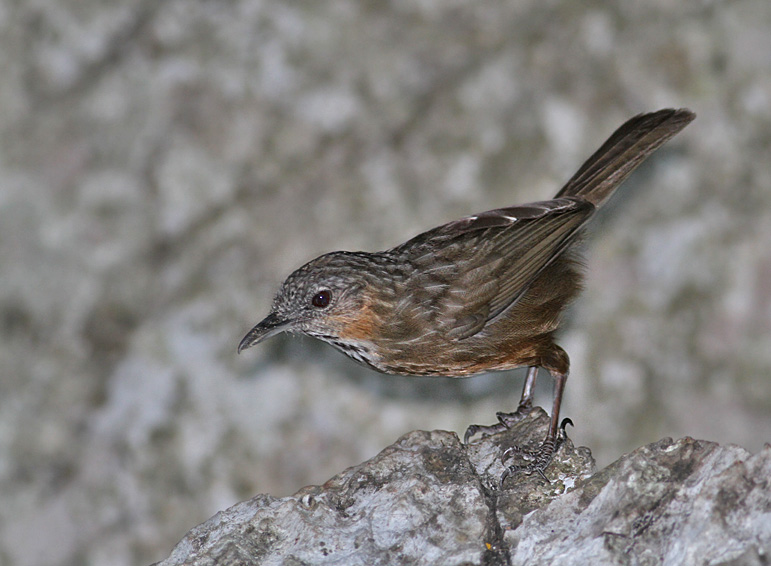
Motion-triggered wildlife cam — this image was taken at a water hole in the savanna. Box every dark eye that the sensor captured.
[311,290,331,308]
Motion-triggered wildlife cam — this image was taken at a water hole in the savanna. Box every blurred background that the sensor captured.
[2,1,770,565]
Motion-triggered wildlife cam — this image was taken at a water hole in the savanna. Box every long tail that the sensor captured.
[554,108,695,207]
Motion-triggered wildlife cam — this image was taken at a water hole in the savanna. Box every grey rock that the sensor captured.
[154,411,769,566]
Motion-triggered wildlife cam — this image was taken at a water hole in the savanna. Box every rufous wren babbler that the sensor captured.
[239,108,695,477]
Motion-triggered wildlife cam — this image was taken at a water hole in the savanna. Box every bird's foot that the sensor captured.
[463,401,534,444]
[500,418,573,485]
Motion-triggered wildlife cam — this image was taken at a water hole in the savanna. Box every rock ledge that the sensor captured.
[154,410,770,566]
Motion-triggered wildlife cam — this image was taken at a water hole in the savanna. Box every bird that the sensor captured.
[238,108,695,478]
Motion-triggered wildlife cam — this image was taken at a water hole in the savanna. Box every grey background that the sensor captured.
[2,1,770,565]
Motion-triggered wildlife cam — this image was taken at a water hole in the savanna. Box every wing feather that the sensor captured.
[391,197,595,339]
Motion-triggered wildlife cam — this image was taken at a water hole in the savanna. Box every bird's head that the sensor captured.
[238,251,385,353]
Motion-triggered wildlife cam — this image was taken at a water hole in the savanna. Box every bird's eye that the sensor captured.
[311,290,331,308]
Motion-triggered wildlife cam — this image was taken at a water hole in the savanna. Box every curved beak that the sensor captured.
[237,312,292,353]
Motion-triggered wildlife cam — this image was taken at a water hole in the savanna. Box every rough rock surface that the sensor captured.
[155,411,770,566]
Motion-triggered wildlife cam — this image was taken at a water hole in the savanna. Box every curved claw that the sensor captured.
[463,425,478,445]
[502,444,527,459]
[464,407,534,445]
[463,421,508,444]
[555,417,574,451]
[499,467,510,488]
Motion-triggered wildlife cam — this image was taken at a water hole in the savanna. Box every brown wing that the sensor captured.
[390,197,595,339]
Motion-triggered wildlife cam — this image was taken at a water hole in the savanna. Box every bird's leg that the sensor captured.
[495,365,538,426]
[501,367,569,483]
[463,366,539,444]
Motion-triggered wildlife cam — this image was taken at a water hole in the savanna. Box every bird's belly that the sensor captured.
[360,333,549,377]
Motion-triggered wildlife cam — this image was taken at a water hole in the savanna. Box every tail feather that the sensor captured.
[554,108,695,207]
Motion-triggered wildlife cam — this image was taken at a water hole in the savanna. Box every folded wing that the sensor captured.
[391,197,595,339]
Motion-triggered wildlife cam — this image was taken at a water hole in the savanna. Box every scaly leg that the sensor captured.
[501,362,570,483]
[463,365,539,444]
